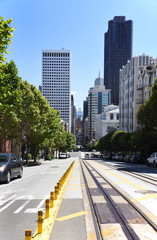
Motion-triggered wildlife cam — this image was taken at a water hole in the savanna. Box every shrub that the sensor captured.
[45,154,54,160]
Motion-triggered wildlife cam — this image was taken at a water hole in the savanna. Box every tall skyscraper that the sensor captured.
[104,16,133,105]
[42,49,71,132]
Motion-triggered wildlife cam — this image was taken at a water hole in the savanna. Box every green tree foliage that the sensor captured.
[119,132,133,153]
[97,131,115,153]
[132,129,157,159]
[0,17,14,63]
[111,131,126,152]
[65,132,76,151]
[16,81,62,163]
[0,60,21,141]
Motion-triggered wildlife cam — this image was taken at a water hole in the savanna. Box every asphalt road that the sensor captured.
[0,156,76,240]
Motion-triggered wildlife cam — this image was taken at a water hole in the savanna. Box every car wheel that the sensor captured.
[18,168,23,178]
[6,171,11,183]
[147,161,150,166]
[153,161,157,167]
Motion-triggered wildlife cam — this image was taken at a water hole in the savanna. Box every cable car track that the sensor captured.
[81,159,157,239]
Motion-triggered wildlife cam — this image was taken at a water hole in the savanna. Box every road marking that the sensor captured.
[0,194,17,206]
[25,194,49,213]
[0,199,16,212]
[14,200,30,213]
[90,161,146,190]
[0,195,4,200]
[132,194,157,202]
[25,208,44,213]
[36,195,49,208]
[56,211,88,221]
[39,171,61,174]
[66,187,81,191]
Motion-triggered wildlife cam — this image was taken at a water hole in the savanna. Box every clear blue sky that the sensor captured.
[1,0,157,110]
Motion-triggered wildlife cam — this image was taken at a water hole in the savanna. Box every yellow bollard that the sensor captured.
[57,182,60,192]
[55,186,58,200]
[25,229,32,240]
[45,199,50,218]
[38,210,43,234]
[50,191,54,207]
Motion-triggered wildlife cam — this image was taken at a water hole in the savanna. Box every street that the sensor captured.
[0,156,75,240]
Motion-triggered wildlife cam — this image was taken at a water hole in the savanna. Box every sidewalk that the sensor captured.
[49,159,87,240]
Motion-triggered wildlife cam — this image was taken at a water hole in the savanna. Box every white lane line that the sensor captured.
[36,194,49,208]
[0,195,4,200]
[0,199,16,213]
[39,171,61,175]
[0,195,17,206]
[25,194,49,213]
[14,200,30,214]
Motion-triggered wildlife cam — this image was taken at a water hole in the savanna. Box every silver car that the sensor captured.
[147,152,157,167]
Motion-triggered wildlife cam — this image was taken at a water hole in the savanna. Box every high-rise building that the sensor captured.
[88,76,111,140]
[71,94,76,135]
[42,49,71,132]
[104,16,133,105]
[119,54,152,132]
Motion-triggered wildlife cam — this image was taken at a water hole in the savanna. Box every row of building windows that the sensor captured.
[43,52,70,57]
[43,59,70,65]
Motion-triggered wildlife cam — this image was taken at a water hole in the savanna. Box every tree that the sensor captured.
[15,81,62,164]
[65,132,76,151]
[0,17,14,63]
[132,129,157,160]
[98,131,115,153]
[111,131,126,152]
[119,132,133,153]
[0,60,21,141]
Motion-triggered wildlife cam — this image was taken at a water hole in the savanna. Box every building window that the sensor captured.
[110,113,113,120]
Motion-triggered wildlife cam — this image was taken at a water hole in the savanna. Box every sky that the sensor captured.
[1,0,157,111]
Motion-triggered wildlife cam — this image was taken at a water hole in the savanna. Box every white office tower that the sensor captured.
[42,49,71,132]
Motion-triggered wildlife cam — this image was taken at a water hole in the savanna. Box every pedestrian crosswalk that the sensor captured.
[0,194,48,214]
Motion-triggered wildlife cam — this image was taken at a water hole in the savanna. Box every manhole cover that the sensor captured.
[135,190,157,194]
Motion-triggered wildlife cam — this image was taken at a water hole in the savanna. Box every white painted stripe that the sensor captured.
[0,199,16,212]
[0,195,4,200]
[0,195,17,206]
[24,195,49,213]
[39,171,61,175]
[25,208,44,213]
[36,195,49,209]
[14,200,30,214]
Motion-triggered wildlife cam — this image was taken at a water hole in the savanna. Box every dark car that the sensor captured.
[0,153,23,183]
[129,154,142,163]
[124,154,131,163]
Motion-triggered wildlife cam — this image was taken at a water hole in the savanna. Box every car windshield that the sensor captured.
[0,155,9,163]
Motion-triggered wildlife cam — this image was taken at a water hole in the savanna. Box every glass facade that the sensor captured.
[104,16,133,105]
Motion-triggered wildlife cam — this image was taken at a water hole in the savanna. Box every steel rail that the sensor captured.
[80,160,103,240]
[100,161,157,187]
[81,160,140,239]
[83,159,157,233]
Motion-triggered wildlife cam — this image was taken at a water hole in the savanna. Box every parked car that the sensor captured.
[124,154,131,163]
[147,152,157,167]
[59,153,67,159]
[0,153,23,183]
[129,154,142,163]
[104,153,112,160]
[85,153,89,159]
[117,153,124,161]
